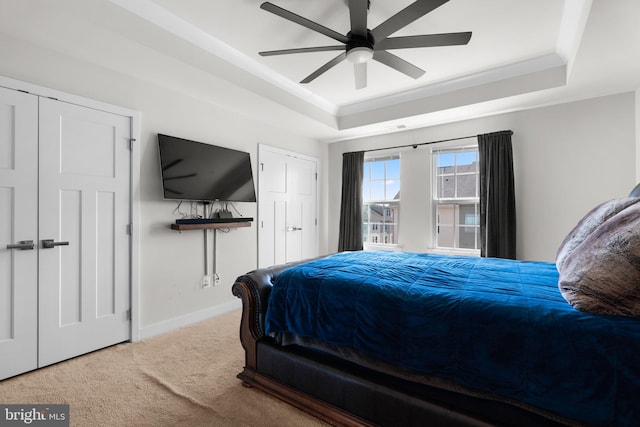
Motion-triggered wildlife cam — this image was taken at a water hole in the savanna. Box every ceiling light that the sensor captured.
[347,47,374,64]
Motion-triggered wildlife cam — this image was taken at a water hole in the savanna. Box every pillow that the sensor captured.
[557,198,640,316]
[556,198,640,270]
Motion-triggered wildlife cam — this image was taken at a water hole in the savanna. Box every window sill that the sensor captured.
[428,248,480,257]
[361,245,480,257]
[363,243,402,252]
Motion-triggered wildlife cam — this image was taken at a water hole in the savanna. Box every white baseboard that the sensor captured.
[137,299,241,341]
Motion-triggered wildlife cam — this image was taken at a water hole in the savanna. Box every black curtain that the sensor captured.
[478,131,516,259]
[338,151,364,252]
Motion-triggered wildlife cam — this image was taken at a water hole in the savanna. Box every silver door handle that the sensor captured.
[6,240,35,250]
[286,226,302,232]
[42,239,70,249]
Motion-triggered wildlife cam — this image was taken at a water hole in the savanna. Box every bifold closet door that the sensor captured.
[0,87,38,379]
[38,97,132,367]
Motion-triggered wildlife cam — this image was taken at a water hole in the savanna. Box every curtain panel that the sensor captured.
[338,151,364,252]
[478,131,516,259]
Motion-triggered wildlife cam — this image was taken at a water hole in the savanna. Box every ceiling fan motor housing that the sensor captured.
[346,31,375,63]
[346,31,374,51]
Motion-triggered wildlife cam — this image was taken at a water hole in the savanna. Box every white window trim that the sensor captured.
[431,143,480,255]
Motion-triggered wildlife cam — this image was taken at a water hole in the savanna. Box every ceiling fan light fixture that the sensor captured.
[347,47,374,64]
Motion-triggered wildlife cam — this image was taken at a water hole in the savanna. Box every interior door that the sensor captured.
[38,98,131,367]
[0,87,38,379]
[258,146,318,268]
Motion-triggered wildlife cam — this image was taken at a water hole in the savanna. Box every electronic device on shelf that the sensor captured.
[175,217,253,225]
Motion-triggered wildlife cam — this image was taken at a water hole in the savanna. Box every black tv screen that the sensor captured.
[158,134,256,202]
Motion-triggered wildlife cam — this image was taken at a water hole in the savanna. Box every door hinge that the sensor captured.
[315,172,318,181]
[129,138,136,150]
[126,223,133,235]
[126,309,131,320]
[315,218,317,226]
[260,163,264,172]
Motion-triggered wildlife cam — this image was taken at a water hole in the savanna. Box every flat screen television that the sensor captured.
[158,134,256,203]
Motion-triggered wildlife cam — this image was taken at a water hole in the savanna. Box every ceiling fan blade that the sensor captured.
[349,0,369,38]
[261,2,349,44]
[376,32,472,50]
[373,50,425,79]
[300,52,347,84]
[354,62,367,89]
[259,45,345,56]
[371,0,449,41]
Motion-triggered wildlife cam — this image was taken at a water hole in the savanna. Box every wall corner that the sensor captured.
[636,89,640,182]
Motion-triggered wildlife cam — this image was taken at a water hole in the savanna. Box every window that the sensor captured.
[362,154,400,245]
[433,147,479,251]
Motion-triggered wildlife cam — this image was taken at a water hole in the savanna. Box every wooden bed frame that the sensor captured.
[232,260,573,427]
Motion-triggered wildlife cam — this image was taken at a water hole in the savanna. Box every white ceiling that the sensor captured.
[149,0,564,105]
[1,0,639,142]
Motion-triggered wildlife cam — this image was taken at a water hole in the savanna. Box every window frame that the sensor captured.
[362,153,401,248]
[431,144,480,255]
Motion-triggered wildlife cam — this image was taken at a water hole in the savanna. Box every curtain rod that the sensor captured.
[352,130,513,154]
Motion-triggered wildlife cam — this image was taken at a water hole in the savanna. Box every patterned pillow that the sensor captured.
[556,198,640,270]
[557,198,640,316]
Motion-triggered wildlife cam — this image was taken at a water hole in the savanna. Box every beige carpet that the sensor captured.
[0,309,327,427]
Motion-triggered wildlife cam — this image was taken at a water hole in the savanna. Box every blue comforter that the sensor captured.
[265,251,640,426]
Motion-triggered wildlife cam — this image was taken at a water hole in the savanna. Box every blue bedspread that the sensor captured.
[265,251,640,426]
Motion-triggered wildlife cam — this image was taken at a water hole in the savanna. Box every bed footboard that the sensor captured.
[231,258,313,371]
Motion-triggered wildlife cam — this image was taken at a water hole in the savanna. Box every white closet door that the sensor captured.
[258,146,318,268]
[38,98,131,367]
[0,87,38,379]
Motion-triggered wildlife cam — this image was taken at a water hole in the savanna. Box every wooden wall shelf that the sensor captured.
[171,221,252,231]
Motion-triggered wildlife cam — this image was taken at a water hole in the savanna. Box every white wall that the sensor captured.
[0,35,328,334]
[329,92,637,262]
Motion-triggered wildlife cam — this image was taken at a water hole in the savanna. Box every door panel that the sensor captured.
[259,151,287,268]
[97,191,116,318]
[60,189,81,327]
[0,87,38,379]
[287,160,317,262]
[60,116,115,177]
[273,200,287,265]
[38,98,131,367]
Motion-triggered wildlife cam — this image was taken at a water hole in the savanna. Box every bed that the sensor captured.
[232,192,640,427]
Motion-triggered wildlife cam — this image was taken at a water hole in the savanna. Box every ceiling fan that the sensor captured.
[258,0,472,90]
